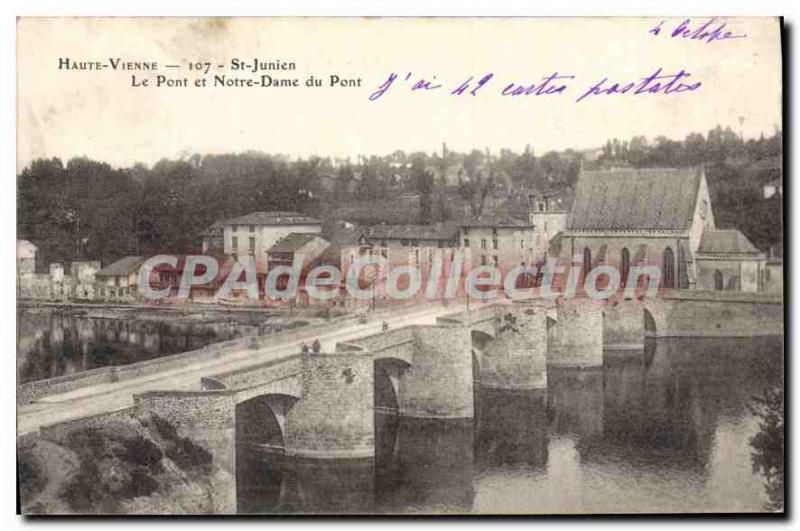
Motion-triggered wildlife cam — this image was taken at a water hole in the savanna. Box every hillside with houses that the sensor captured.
[17,125,783,303]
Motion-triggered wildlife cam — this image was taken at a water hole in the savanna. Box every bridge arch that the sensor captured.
[374,356,412,414]
[471,329,494,350]
[203,375,303,453]
[662,247,675,289]
[644,308,656,337]
[235,393,300,452]
[470,330,494,385]
[471,349,482,384]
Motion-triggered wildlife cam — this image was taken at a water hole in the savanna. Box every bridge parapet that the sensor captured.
[441,306,501,337]
[344,326,416,365]
[644,291,783,337]
[205,355,303,392]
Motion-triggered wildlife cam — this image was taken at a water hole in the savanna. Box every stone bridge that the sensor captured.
[119,292,787,467]
[24,290,783,513]
[602,290,783,349]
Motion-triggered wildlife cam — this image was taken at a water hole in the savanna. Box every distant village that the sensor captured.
[18,155,783,306]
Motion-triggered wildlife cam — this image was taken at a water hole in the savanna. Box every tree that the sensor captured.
[334,162,355,201]
[684,132,706,166]
[457,170,495,218]
[749,385,784,511]
[411,157,434,223]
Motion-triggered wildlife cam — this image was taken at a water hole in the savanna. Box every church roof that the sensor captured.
[569,168,703,231]
[697,229,763,256]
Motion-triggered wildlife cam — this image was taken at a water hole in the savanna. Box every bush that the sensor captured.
[165,437,212,472]
[66,427,106,457]
[17,447,47,504]
[122,436,163,472]
[120,467,160,499]
[749,385,784,511]
[149,414,212,472]
[63,461,115,513]
[150,414,179,441]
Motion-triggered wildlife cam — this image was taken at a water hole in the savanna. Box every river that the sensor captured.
[236,336,782,514]
[16,306,304,384]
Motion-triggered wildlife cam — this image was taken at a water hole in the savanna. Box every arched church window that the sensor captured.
[663,247,675,289]
[621,247,630,287]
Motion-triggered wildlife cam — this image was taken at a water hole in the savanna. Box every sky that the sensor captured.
[17,17,782,169]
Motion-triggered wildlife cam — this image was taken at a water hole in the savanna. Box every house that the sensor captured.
[267,233,330,270]
[364,223,460,249]
[457,214,538,271]
[17,240,37,277]
[528,188,573,255]
[201,220,225,253]
[144,254,267,302]
[70,261,101,284]
[360,223,462,284]
[222,211,322,260]
[338,195,422,225]
[49,263,64,282]
[95,256,145,300]
[561,167,767,292]
[17,240,55,299]
[694,229,767,292]
[764,252,783,296]
[318,172,337,194]
[763,178,783,199]
[70,261,101,300]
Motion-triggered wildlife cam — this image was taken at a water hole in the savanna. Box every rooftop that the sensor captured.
[366,222,460,241]
[200,220,225,237]
[96,256,144,277]
[267,232,328,253]
[697,229,763,256]
[224,211,322,227]
[457,214,533,229]
[569,167,703,231]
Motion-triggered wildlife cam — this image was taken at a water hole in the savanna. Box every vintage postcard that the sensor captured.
[16,17,783,515]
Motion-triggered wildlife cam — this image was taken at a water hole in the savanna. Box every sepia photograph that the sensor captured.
[14,15,784,516]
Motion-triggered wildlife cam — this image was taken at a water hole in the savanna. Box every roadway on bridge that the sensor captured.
[18,301,499,436]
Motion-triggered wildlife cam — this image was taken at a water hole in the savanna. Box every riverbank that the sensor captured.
[17,303,327,391]
[18,298,349,321]
[18,411,232,514]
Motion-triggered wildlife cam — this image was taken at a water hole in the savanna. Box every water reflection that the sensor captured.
[376,416,474,513]
[17,308,260,383]
[237,336,782,514]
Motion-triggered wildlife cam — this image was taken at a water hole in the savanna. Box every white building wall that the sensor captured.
[223,223,322,258]
[688,174,716,256]
[461,226,538,270]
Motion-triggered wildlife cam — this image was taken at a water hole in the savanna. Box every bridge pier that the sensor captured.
[548,299,604,367]
[478,306,548,390]
[284,350,375,459]
[603,298,645,350]
[397,325,474,418]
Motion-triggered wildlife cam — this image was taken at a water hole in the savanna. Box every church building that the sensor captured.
[559,167,767,292]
